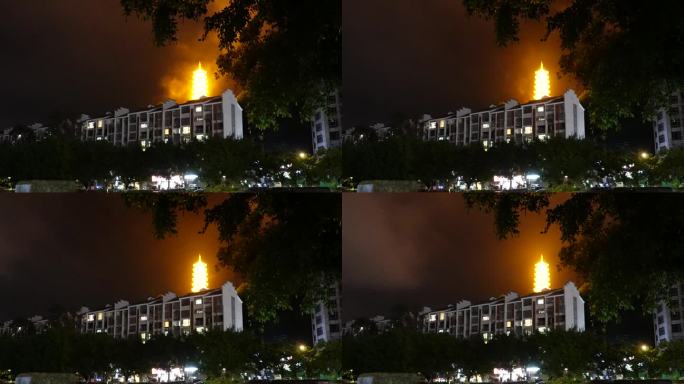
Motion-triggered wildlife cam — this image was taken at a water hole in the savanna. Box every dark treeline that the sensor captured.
[342,329,684,381]
[0,136,341,190]
[0,327,340,380]
[342,136,684,190]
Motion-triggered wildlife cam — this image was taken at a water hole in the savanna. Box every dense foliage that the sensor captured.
[0,327,340,380]
[343,329,684,380]
[120,0,341,130]
[122,192,341,324]
[462,0,684,130]
[0,137,341,190]
[342,136,684,190]
[464,192,684,322]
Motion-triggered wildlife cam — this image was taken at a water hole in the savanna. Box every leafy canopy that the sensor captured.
[121,0,341,130]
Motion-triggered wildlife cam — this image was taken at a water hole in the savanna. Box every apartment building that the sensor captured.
[0,315,50,335]
[311,283,342,345]
[421,89,585,148]
[79,89,243,148]
[654,282,684,345]
[0,123,50,144]
[79,281,243,340]
[654,91,684,153]
[421,281,585,340]
[311,91,343,153]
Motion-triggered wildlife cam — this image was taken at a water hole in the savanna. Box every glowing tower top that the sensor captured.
[533,254,550,293]
[192,254,208,293]
[191,62,209,100]
[534,61,550,100]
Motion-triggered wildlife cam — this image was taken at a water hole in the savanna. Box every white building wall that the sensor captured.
[654,91,684,153]
[654,282,684,345]
[221,281,243,331]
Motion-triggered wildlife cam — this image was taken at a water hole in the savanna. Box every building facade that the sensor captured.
[311,283,342,345]
[311,91,343,153]
[79,89,243,148]
[654,91,684,153]
[79,281,243,340]
[421,281,585,340]
[421,89,585,148]
[654,282,684,345]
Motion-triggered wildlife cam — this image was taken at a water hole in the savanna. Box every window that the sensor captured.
[673,131,682,141]
[196,326,205,333]
[195,298,203,305]
[140,316,147,321]
[506,321,512,328]
[673,324,683,333]
[87,314,95,322]
[429,121,437,129]
[482,123,490,128]
[87,121,95,129]
[524,126,533,134]
[537,298,545,305]
[98,120,104,128]
[524,319,533,326]
[439,312,445,321]
[140,123,148,129]
[482,316,490,321]
[164,321,170,328]
[195,106,202,113]
[537,106,544,113]
[164,128,170,135]
[538,326,546,333]
[182,318,191,327]
[439,120,445,128]
[506,128,512,135]
[429,314,437,322]
[182,126,191,135]
[97,312,103,320]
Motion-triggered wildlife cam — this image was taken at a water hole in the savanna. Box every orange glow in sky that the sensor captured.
[191,62,209,100]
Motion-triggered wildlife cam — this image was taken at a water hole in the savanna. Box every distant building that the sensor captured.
[343,315,394,336]
[654,91,684,153]
[78,281,243,341]
[79,89,243,148]
[0,315,49,335]
[343,122,392,143]
[311,283,342,345]
[421,281,585,341]
[654,282,684,345]
[0,123,50,144]
[420,89,585,148]
[311,91,342,153]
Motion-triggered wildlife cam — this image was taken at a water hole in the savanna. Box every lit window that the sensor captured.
[524,126,533,134]
[524,319,533,326]
[195,298,203,305]
[141,332,147,340]
[506,128,512,135]
[537,298,545,305]
[439,312,445,321]
[97,313,103,321]
[164,128,170,135]
[97,120,104,128]
[537,106,544,113]
[482,123,490,128]
[196,134,205,141]
[96,137,103,141]
[140,316,148,321]
[429,314,437,322]
[538,326,546,333]
[482,140,488,148]
[195,106,203,113]
[482,316,490,321]
[87,122,95,129]
[429,121,437,129]
[506,321,512,328]
[140,123,148,129]
[538,134,546,140]
[96,329,102,333]
[163,321,170,328]
[439,120,445,128]
[483,332,489,340]
[140,140,146,147]
[196,326,204,333]
[182,319,191,327]
[87,314,94,322]
[182,126,191,135]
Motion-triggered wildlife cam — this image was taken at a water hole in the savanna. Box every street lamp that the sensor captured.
[640,151,650,160]
[298,151,308,160]
[297,343,308,352]
[640,344,649,352]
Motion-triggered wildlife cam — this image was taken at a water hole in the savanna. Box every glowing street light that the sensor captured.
[191,254,208,293]
[534,62,550,100]
[640,344,650,352]
[297,343,308,352]
[298,151,308,160]
[534,255,550,293]
[191,62,208,100]
[640,151,650,160]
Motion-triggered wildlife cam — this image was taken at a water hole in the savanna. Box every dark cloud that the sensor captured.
[342,194,577,320]
[0,194,235,321]
[342,0,578,127]
[0,0,233,128]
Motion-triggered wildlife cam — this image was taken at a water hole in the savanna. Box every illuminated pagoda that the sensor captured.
[192,254,209,293]
[533,254,550,293]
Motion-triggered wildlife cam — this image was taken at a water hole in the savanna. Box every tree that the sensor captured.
[464,192,684,322]
[123,192,341,324]
[121,0,341,130]
[462,0,684,130]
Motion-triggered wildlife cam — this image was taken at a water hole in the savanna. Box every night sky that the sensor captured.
[0,0,310,150]
[342,193,652,341]
[343,0,652,149]
[0,194,309,341]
